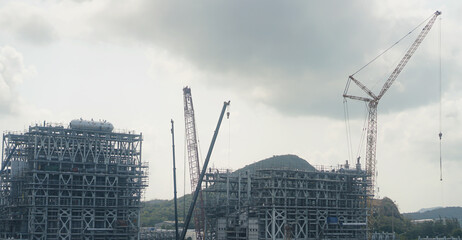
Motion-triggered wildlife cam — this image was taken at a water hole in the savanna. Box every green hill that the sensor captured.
[234,154,316,175]
[141,194,192,227]
[371,198,462,239]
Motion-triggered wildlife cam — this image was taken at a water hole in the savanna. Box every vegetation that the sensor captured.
[372,197,462,239]
[140,194,192,228]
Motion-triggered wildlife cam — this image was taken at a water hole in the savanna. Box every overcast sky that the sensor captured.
[0,0,461,213]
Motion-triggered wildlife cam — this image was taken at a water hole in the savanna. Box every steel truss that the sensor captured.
[0,123,147,240]
[203,166,369,240]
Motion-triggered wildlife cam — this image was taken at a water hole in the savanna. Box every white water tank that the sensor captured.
[69,119,114,132]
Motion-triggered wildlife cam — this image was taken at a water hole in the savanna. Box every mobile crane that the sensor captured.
[180,100,230,240]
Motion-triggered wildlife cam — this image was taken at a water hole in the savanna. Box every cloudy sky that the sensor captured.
[0,0,461,213]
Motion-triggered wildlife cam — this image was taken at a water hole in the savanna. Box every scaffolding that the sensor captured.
[202,158,369,240]
[0,120,147,240]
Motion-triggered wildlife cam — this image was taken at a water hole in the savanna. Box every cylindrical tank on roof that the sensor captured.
[69,119,114,132]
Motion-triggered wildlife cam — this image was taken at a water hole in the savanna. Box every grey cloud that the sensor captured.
[90,1,456,118]
[15,15,57,45]
[0,3,57,45]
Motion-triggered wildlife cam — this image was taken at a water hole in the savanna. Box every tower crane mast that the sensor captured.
[183,87,205,240]
[343,10,441,230]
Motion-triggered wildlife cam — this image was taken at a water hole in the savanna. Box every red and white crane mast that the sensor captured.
[183,87,205,240]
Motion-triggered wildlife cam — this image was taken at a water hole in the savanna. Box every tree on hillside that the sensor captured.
[372,197,462,239]
[141,194,193,228]
[372,197,408,234]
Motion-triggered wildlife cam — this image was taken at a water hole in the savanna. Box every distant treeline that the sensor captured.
[373,198,462,239]
[404,207,462,224]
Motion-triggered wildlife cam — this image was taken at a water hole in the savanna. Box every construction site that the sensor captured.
[175,87,370,240]
[202,155,368,240]
[0,8,444,240]
[0,120,147,239]
[172,10,442,240]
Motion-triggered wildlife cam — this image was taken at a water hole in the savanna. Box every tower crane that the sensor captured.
[343,10,441,230]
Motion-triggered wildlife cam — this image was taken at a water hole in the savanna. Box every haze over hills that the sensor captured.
[403,207,462,223]
[416,206,443,213]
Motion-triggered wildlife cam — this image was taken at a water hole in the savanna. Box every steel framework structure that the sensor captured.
[0,121,147,240]
[202,164,369,240]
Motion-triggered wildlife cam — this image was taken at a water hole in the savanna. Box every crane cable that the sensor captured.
[227,106,231,169]
[343,97,370,166]
[183,129,187,221]
[343,98,353,162]
[356,102,369,158]
[351,13,435,77]
[438,16,443,182]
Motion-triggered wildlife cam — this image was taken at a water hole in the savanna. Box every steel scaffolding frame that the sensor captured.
[0,122,147,240]
[202,166,369,240]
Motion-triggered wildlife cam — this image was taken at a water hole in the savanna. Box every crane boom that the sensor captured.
[0,144,18,174]
[377,11,441,100]
[183,87,205,240]
[349,75,377,99]
[180,101,230,240]
[342,10,441,237]
[171,120,179,240]
[343,94,372,103]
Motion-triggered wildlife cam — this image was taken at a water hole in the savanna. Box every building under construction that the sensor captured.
[201,155,369,240]
[0,119,147,240]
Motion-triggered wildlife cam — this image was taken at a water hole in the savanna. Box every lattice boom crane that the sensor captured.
[343,10,441,203]
[183,87,205,240]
